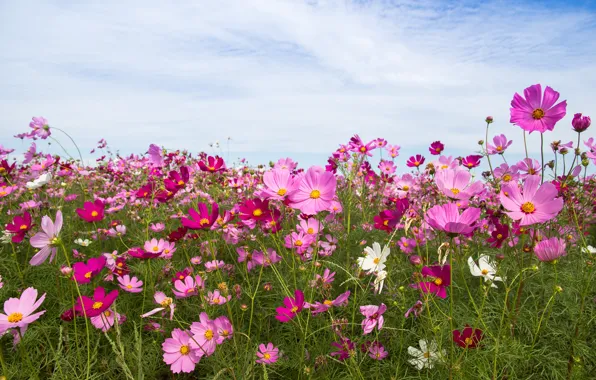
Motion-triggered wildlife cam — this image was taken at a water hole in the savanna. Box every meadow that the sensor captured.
[0,83,595,379]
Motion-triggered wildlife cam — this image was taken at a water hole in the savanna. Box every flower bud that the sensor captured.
[409,255,422,266]
[485,116,494,124]
[478,140,484,146]
[572,113,591,133]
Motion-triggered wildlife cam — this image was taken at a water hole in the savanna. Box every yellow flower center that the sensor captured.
[205,330,214,340]
[277,188,287,196]
[310,190,321,199]
[434,278,443,286]
[7,312,23,323]
[92,301,103,310]
[91,211,98,217]
[414,161,420,166]
[360,146,366,152]
[307,228,314,234]
[373,257,381,264]
[464,337,473,346]
[403,242,409,247]
[20,224,28,230]
[532,108,545,120]
[294,240,303,247]
[450,188,460,195]
[528,168,536,175]
[200,218,210,225]
[212,297,220,304]
[423,351,430,359]
[402,186,409,191]
[383,220,389,226]
[221,330,229,337]
[323,300,333,306]
[152,246,159,252]
[126,284,133,289]
[496,146,503,152]
[521,202,535,214]
[252,209,263,217]
[84,271,93,279]
[496,234,503,239]
[208,166,215,171]
[502,174,512,182]
[178,180,185,185]
[290,306,298,313]
[104,310,112,317]
[264,352,271,360]
[481,269,489,275]
[160,297,173,307]
[180,345,190,355]
[435,147,441,152]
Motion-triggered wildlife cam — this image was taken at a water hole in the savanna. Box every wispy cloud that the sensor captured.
[1,0,595,166]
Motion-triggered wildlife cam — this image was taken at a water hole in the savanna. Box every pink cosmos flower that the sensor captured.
[90,308,123,332]
[284,231,314,254]
[263,168,298,200]
[117,275,144,293]
[406,155,425,168]
[254,248,282,267]
[571,113,591,133]
[5,211,33,243]
[274,157,298,171]
[275,289,305,322]
[461,155,482,169]
[198,155,225,173]
[141,291,176,320]
[416,265,451,299]
[288,166,336,215]
[493,164,520,183]
[237,247,261,272]
[148,144,164,167]
[0,287,46,337]
[23,142,36,164]
[162,328,201,373]
[378,160,396,175]
[172,275,204,298]
[182,202,219,230]
[76,199,105,223]
[368,342,389,360]
[204,260,225,272]
[360,304,386,335]
[307,290,350,315]
[256,343,279,364]
[486,134,513,155]
[189,312,220,357]
[534,237,567,262]
[429,141,445,155]
[72,256,107,284]
[29,117,51,139]
[206,290,231,306]
[149,223,165,232]
[516,158,541,178]
[425,203,480,236]
[510,84,567,133]
[405,300,424,318]
[435,167,483,200]
[213,316,234,342]
[386,144,400,158]
[127,246,161,260]
[160,241,177,259]
[29,210,63,266]
[499,176,563,226]
[144,238,166,255]
[297,218,322,236]
[238,198,271,228]
[75,287,119,318]
[398,237,417,254]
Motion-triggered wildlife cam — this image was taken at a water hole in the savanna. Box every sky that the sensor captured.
[1,0,595,170]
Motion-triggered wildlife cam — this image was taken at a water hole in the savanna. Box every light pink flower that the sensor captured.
[29,210,63,266]
[0,287,46,338]
[360,304,386,335]
[256,343,279,364]
[117,275,143,293]
[288,166,337,215]
[500,176,563,226]
[162,328,200,373]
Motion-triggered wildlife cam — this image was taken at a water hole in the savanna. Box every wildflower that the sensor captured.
[284,231,314,254]
[406,154,425,168]
[262,168,298,200]
[386,144,400,158]
[141,291,176,320]
[516,158,541,178]
[74,238,92,246]
[26,172,52,189]
[453,326,483,348]
[238,198,271,227]
[76,199,105,222]
[198,155,226,173]
[360,304,386,334]
[160,241,177,259]
[357,242,390,273]
[182,202,219,230]
[256,343,280,364]
[275,289,305,322]
[368,342,388,360]
[534,237,567,262]
[297,218,322,236]
[213,316,233,341]
[117,275,144,293]
[307,291,350,315]
[75,286,118,318]
[500,176,563,226]
[571,113,591,133]
[378,160,396,175]
[405,300,424,318]
[288,166,337,215]
[311,268,335,288]
[425,203,480,236]
[467,256,503,288]
[143,238,166,255]
[330,337,355,361]
[29,210,63,266]
[172,275,204,298]
[416,265,451,299]
[163,328,201,373]
[487,224,509,248]
[486,134,513,155]
[149,223,165,232]
[72,256,107,284]
[429,141,445,155]
[206,290,231,306]
[582,245,596,254]
[127,246,161,260]
[204,260,225,272]
[90,308,123,332]
[189,312,220,357]
[5,211,33,243]
[510,84,567,133]
[408,340,445,370]
[373,270,387,294]
[0,287,46,338]
[461,155,482,169]
[435,167,483,200]
[274,157,298,171]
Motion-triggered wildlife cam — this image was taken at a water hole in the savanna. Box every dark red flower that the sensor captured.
[5,211,33,243]
[453,325,483,348]
[198,156,226,173]
[429,141,445,155]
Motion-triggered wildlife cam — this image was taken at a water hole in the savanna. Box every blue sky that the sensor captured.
[1,0,595,171]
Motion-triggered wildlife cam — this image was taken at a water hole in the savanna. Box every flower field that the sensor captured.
[0,84,595,379]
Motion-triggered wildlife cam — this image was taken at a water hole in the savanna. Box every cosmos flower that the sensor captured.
[357,242,390,273]
[453,326,483,348]
[406,154,425,168]
[429,141,445,155]
[408,340,445,370]
[76,199,105,223]
[486,134,513,155]
[435,167,483,200]
[275,289,304,323]
[5,212,33,243]
[29,210,63,266]
[467,255,503,288]
[534,237,567,262]
[288,166,337,215]
[500,176,563,226]
[162,328,201,373]
[425,203,480,236]
[75,287,119,318]
[256,343,280,365]
[72,256,107,284]
[117,275,144,293]
[0,287,46,338]
[360,304,386,335]
[416,265,451,299]
[510,84,567,133]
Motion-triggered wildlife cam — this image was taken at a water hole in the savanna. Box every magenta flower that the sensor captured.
[163,328,200,373]
[499,176,563,226]
[494,164,520,183]
[386,144,400,158]
[238,198,271,228]
[256,343,280,364]
[275,289,305,322]
[0,287,46,337]
[368,342,389,360]
[307,290,350,315]
[172,275,204,298]
[486,134,513,155]
[417,265,451,299]
[534,237,567,262]
[29,117,51,139]
[75,287,119,318]
[516,158,541,178]
[274,157,298,171]
[435,167,483,200]
[331,337,355,361]
[425,203,481,236]
[284,231,314,254]
[237,247,261,272]
[406,154,425,168]
[149,223,165,232]
[461,155,482,169]
[198,155,226,173]
[5,211,33,243]
[117,275,143,293]
[213,316,233,341]
[288,166,337,215]
[189,312,220,357]
[571,113,591,133]
[510,84,567,133]
[360,304,386,335]
[429,141,445,155]
[453,325,483,348]
[29,210,63,266]
[73,256,107,284]
[405,300,424,318]
[76,199,105,223]
[181,202,219,230]
[127,246,161,260]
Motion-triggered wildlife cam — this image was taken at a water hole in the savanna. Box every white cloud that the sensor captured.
[0,0,595,166]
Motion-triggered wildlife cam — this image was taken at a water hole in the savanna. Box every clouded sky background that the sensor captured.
[1,0,595,169]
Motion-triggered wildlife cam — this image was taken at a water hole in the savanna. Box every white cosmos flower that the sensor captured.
[357,242,390,273]
[26,172,53,189]
[373,270,387,294]
[468,255,503,288]
[582,245,596,254]
[408,339,445,370]
[74,238,92,247]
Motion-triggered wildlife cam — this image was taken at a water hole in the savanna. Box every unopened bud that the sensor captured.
[485,116,494,124]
